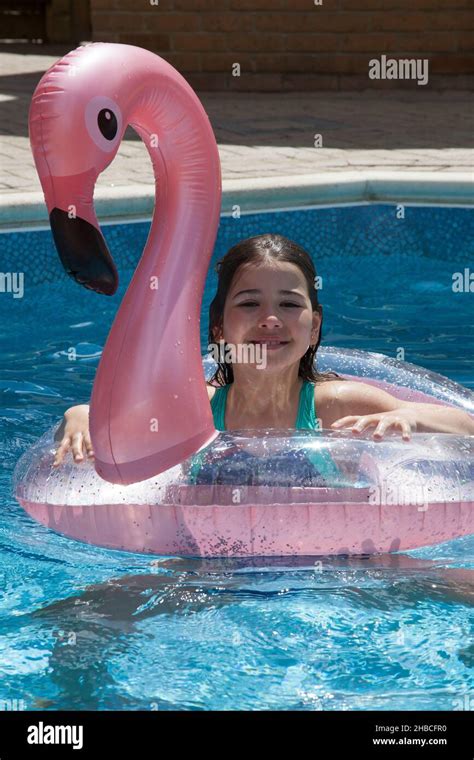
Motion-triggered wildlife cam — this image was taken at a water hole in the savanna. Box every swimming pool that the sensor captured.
[1,203,473,710]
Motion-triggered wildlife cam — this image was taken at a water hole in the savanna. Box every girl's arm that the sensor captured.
[329,381,474,439]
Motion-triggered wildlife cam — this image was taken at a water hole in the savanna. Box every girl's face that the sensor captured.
[214,262,321,372]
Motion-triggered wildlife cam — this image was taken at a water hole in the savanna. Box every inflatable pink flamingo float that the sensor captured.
[29,42,221,485]
[14,42,474,558]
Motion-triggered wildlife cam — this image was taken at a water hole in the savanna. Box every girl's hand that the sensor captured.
[53,404,94,466]
[330,408,418,441]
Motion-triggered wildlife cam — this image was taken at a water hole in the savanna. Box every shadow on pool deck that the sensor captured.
[0,43,473,195]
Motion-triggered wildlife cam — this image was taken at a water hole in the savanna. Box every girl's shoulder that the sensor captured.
[314,378,347,396]
[313,378,364,427]
[314,378,376,406]
[314,378,406,419]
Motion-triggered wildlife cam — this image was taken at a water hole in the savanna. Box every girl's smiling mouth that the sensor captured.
[249,339,290,349]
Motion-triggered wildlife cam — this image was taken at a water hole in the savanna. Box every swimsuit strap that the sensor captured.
[210,383,231,431]
[295,380,319,431]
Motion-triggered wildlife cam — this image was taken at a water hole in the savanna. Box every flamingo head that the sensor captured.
[28,44,130,295]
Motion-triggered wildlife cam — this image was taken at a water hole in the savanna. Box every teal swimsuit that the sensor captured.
[210,380,318,432]
[185,381,346,486]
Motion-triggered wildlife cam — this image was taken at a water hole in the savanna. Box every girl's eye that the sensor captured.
[237,302,301,308]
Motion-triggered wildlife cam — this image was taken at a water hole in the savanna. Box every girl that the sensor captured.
[53,233,474,468]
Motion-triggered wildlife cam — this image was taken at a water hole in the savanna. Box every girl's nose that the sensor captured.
[259,314,283,327]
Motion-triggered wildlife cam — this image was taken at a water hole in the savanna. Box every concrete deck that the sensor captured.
[0,43,472,222]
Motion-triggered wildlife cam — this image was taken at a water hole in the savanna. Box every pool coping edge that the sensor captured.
[0,170,473,229]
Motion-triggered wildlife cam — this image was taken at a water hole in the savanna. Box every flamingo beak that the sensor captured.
[50,207,119,296]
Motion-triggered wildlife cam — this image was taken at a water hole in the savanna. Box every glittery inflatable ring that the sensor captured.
[14,348,474,557]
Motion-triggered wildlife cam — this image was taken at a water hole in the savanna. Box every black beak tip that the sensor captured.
[66,269,118,296]
[50,208,119,296]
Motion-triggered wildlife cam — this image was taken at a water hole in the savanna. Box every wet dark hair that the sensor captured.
[207,233,346,386]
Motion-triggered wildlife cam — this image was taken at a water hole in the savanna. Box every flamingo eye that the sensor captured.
[85,96,122,153]
[98,109,117,140]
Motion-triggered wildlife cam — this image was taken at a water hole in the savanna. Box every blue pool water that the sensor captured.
[0,203,473,710]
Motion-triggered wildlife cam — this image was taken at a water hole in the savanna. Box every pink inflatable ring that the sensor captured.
[13,348,474,557]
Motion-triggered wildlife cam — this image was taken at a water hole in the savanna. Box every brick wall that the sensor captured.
[90,0,474,91]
